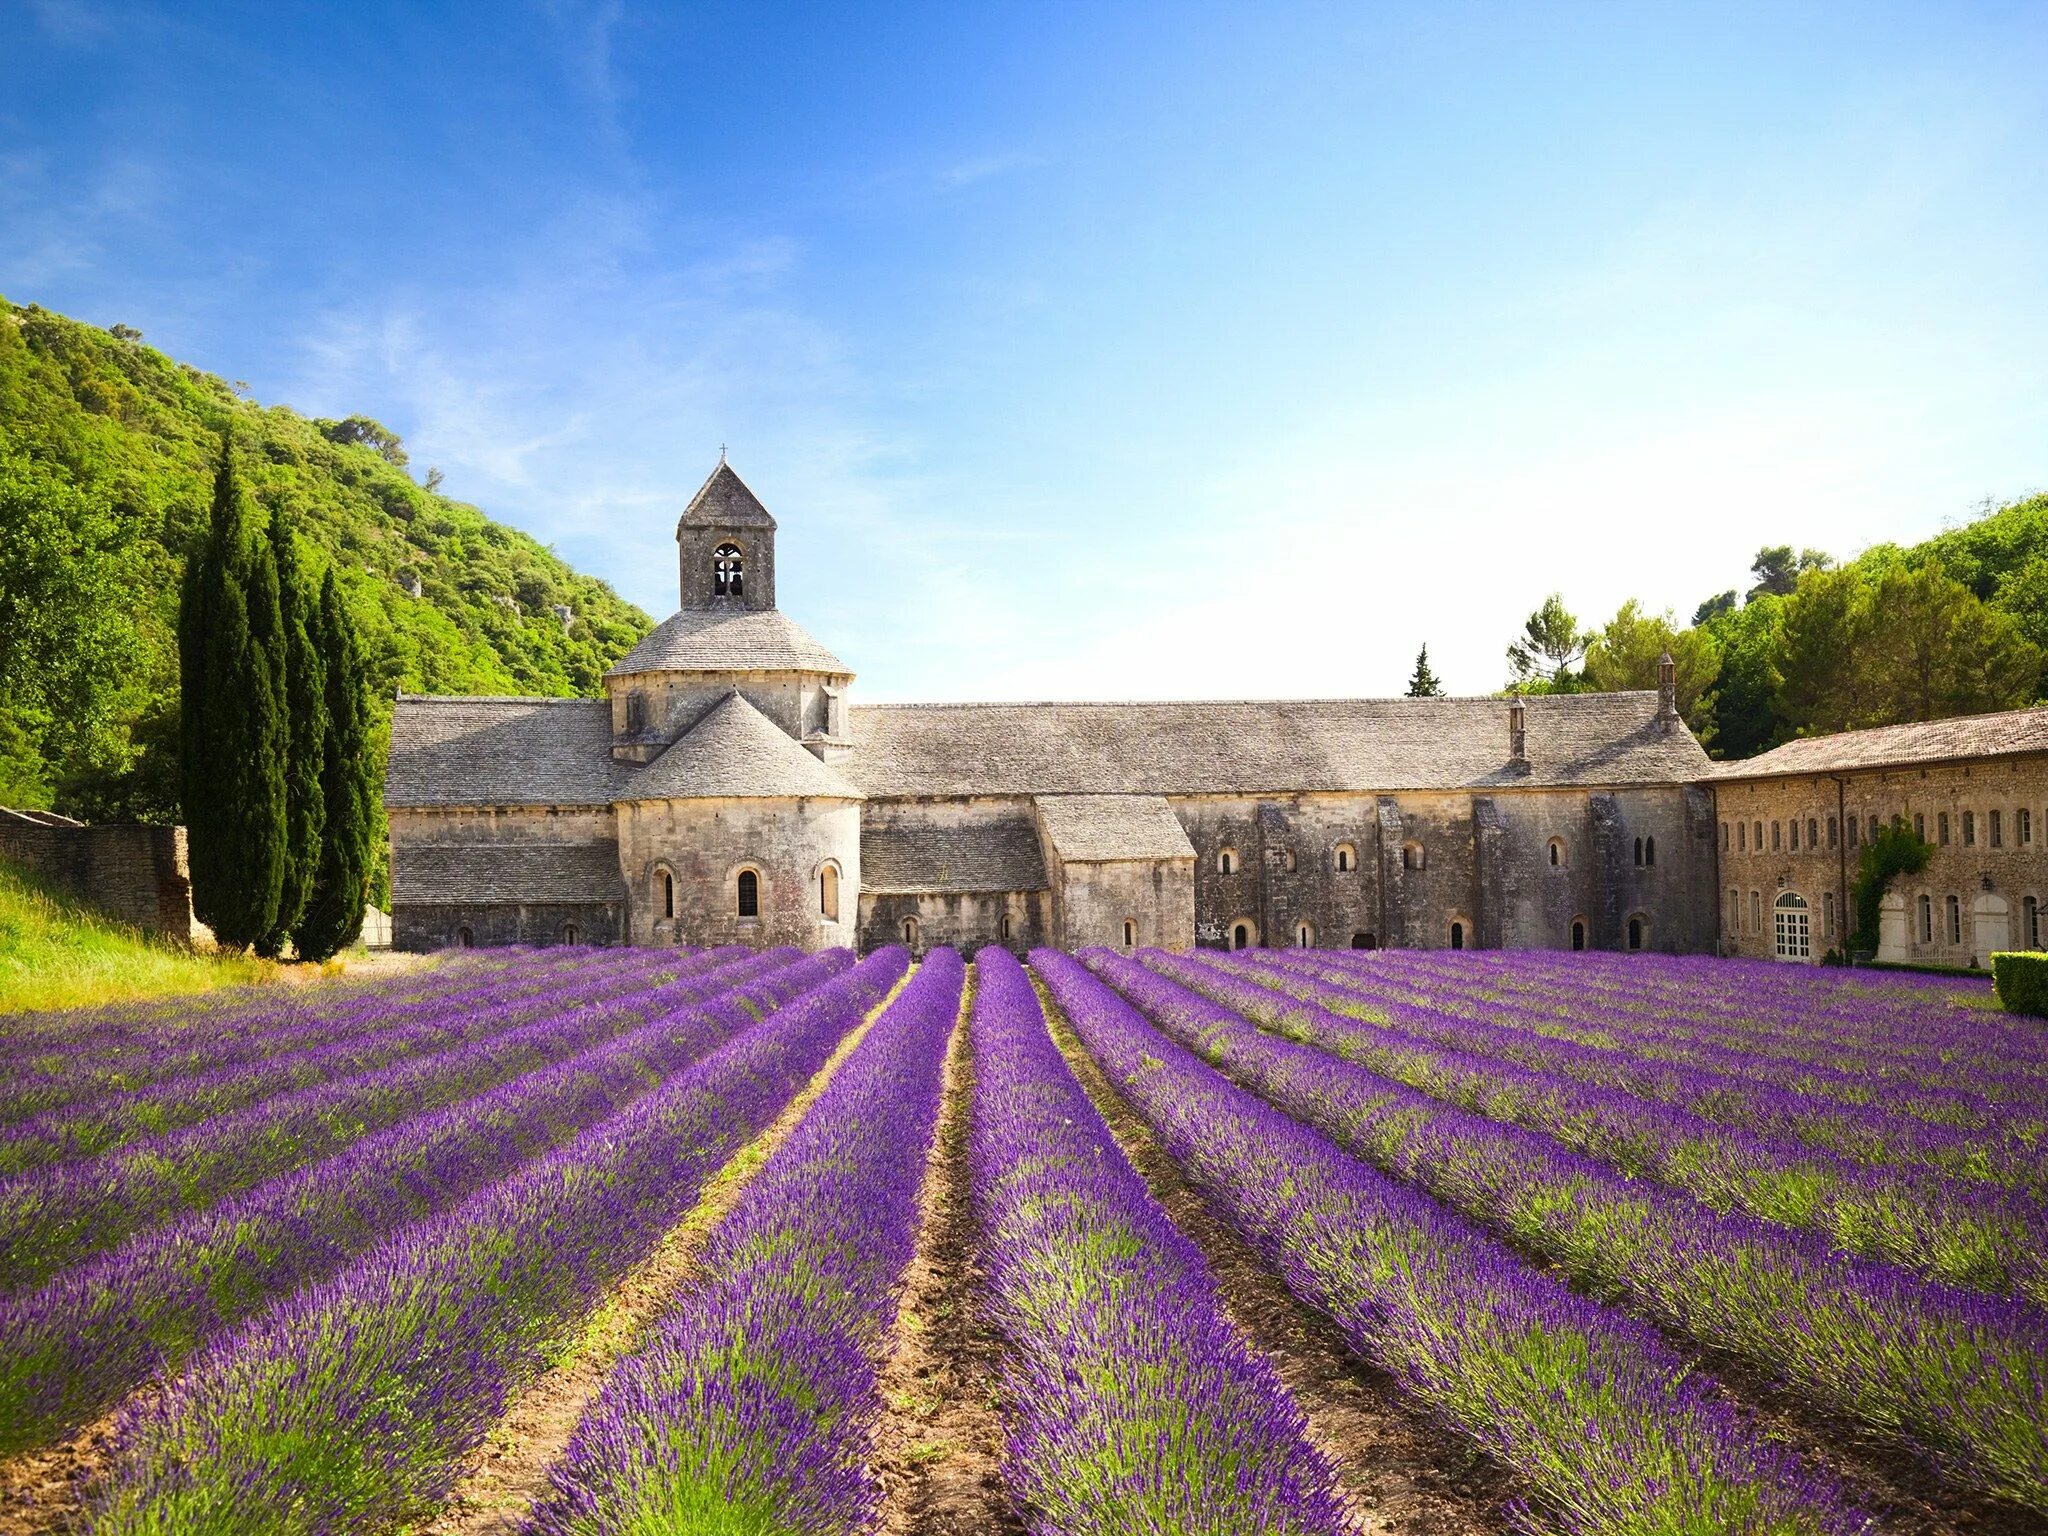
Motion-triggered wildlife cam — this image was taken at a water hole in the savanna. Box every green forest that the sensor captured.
[0,297,653,826]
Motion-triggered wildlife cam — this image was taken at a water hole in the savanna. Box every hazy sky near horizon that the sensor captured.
[5,1,2045,700]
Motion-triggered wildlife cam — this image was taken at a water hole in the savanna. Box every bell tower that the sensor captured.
[676,459,776,611]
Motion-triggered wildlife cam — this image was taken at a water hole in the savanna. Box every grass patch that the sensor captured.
[0,858,274,1013]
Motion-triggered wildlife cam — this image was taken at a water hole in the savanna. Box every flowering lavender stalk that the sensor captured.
[0,949,852,1456]
[525,947,963,1536]
[0,948,805,1292]
[1258,950,2048,1202]
[0,948,724,1124]
[1095,950,2048,1513]
[1158,950,2048,1302]
[0,948,689,1174]
[1033,951,1871,1536]
[968,946,1349,1536]
[84,948,903,1536]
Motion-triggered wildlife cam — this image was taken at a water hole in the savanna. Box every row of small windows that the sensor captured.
[1215,916,1642,952]
[1725,807,2038,854]
[652,863,843,924]
[1219,837,1650,875]
[1218,843,1362,875]
[454,922,578,948]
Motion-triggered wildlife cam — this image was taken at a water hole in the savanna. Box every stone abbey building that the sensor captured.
[388,462,1730,956]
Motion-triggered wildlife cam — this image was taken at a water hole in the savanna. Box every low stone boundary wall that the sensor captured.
[0,808,199,940]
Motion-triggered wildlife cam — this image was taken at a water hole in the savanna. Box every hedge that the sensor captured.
[1990,952,2048,1018]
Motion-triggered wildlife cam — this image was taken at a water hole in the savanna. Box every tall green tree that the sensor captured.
[1505,594,1592,689]
[1405,644,1444,697]
[1747,545,1832,599]
[1582,600,1722,737]
[179,433,287,952]
[1697,595,1788,759]
[295,569,376,961]
[260,506,327,956]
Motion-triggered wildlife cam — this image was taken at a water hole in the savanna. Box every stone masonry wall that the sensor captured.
[0,809,197,938]
[1715,754,2048,966]
[617,796,860,951]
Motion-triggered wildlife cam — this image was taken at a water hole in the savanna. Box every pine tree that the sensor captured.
[259,506,326,956]
[1406,644,1444,697]
[294,569,375,962]
[179,431,287,951]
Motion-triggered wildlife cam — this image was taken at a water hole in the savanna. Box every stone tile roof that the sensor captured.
[622,690,862,801]
[387,697,628,807]
[1034,794,1196,863]
[391,841,625,905]
[606,607,850,678]
[843,692,1710,797]
[679,461,776,529]
[1713,706,2048,781]
[860,812,1047,894]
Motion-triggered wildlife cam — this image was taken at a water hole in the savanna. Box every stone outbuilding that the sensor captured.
[387,461,1723,956]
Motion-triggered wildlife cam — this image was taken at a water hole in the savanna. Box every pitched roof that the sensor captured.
[1035,795,1195,863]
[1713,706,2048,781]
[392,841,625,905]
[621,690,861,801]
[677,462,776,530]
[386,697,628,807]
[860,812,1047,893]
[606,607,850,678]
[842,692,1711,797]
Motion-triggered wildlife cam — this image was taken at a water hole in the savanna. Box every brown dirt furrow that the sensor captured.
[423,964,915,1536]
[1035,978,1518,1536]
[871,970,1023,1536]
[0,1389,153,1536]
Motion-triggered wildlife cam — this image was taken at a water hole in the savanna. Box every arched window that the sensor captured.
[1773,892,1809,960]
[1918,893,1932,942]
[1232,922,1251,950]
[1570,919,1587,951]
[1295,922,1314,948]
[2024,895,2039,949]
[1633,836,1644,867]
[659,868,675,920]
[1626,915,1646,951]
[1000,913,1013,942]
[1770,822,1782,852]
[1738,821,1747,852]
[736,868,760,919]
[1122,919,1137,948]
[1351,931,1376,950]
[712,542,744,597]
[903,915,919,948]
[1218,847,1237,876]
[1755,820,1765,850]
[1547,838,1566,867]
[1449,921,1465,950]
[1334,843,1356,873]
[1807,817,1819,849]
[819,863,840,922]
[1789,820,1799,852]
[1402,841,1425,871]
[1750,891,1762,931]
[1644,835,1656,867]
[456,925,474,949]
[1822,890,1836,938]
[562,922,579,946]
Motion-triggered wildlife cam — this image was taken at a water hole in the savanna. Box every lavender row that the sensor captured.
[527,948,963,1536]
[1096,952,2048,1512]
[0,949,797,1292]
[1262,951,2047,1202]
[1362,950,2048,1104]
[0,950,854,1456]
[0,947,684,1123]
[1033,950,1867,1536]
[968,947,1348,1536]
[83,947,905,1536]
[1171,952,2048,1302]
[0,948,692,1173]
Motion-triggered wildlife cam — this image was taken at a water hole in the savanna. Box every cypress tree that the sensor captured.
[179,431,287,951]
[259,506,326,957]
[295,569,374,962]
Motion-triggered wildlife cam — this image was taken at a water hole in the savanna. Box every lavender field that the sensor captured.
[0,945,2043,1536]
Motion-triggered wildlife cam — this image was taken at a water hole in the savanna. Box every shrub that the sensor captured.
[1991,952,2048,1018]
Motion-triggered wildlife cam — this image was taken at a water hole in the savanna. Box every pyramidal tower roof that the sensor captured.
[678,460,776,532]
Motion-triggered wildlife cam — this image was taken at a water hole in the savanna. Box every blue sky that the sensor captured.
[5,1,2045,701]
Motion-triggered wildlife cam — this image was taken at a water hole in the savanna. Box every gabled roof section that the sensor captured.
[843,692,1711,797]
[678,461,776,531]
[861,812,1048,894]
[387,696,627,807]
[1713,705,2048,781]
[1035,795,1195,863]
[621,690,862,802]
[606,607,850,678]
[392,842,625,905]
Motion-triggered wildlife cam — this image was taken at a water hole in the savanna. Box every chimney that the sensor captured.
[1656,650,1678,732]
[1508,694,1528,771]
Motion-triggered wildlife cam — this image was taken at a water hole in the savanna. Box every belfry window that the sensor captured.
[713,542,744,598]
[736,869,760,919]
